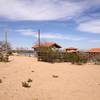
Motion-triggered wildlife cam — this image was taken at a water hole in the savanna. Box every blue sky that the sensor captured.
[0,0,100,50]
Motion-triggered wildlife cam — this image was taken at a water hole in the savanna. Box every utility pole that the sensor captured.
[38,29,40,47]
[5,30,8,53]
[3,27,9,62]
[4,27,9,53]
[37,29,41,61]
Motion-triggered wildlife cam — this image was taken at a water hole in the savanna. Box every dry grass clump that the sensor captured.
[33,98,38,100]
[52,75,59,78]
[27,78,32,82]
[98,83,100,85]
[22,78,32,88]
[0,79,2,83]
[31,70,35,72]
[22,81,31,88]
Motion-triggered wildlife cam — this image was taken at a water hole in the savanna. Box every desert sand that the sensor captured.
[0,56,100,100]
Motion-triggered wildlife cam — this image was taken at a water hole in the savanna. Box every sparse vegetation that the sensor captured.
[36,46,88,64]
[52,75,59,78]
[33,98,38,100]
[22,81,31,88]
[0,41,12,62]
[98,83,100,85]
[0,53,3,62]
[66,52,88,65]
[0,79,2,83]
[0,52,9,62]
[0,41,12,54]
[27,78,32,82]
[32,70,35,72]
[22,78,33,88]
[88,53,100,64]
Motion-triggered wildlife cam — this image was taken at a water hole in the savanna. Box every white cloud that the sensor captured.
[85,0,100,5]
[77,20,100,34]
[0,0,100,21]
[16,29,85,41]
[89,39,100,43]
[17,29,37,36]
[0,0,85,21]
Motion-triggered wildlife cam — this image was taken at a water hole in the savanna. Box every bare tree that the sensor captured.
[0,41,12,54]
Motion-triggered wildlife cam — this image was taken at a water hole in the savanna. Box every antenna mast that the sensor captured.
[4,27,9,53]
[38,29,40,47]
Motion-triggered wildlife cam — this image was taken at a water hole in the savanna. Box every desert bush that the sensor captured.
[38,47,65,62]
[36,46,88,64]
[22,78,33,88]
[77,52,88,64]
[22,81,31,88]
[37,46,55,62]
[88,53,100,64]
[94,54,100,62]
[0,53,9,62]
[92,54,100,64]
[52,75,59,78]
[65,52,88,64]
[67,53,79,64]
[0,79,2,83]
[0,53,3,62]
[0,41,12,53]
[27,78,32,82]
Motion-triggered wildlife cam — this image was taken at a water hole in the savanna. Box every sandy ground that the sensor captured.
[0,56,100,100]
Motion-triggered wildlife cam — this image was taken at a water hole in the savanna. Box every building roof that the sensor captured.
[66,47,77,50]
[32,42,61,49]
[88,48,100,53]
